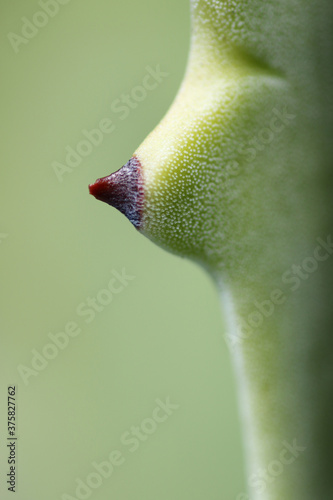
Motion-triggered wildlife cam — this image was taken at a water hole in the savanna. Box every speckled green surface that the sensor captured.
[0,1,245,500]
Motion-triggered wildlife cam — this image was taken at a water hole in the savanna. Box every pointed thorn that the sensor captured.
[89,156,144,229]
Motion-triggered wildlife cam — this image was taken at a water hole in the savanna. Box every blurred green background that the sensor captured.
[0,1,245,498]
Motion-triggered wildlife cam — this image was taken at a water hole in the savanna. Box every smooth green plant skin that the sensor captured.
[93,1,333,499]
[134,2,333,499]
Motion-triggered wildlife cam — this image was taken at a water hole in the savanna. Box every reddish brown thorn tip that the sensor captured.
[89,156,144,229]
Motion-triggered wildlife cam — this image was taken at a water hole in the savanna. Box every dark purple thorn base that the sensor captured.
[89,156,144,229]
